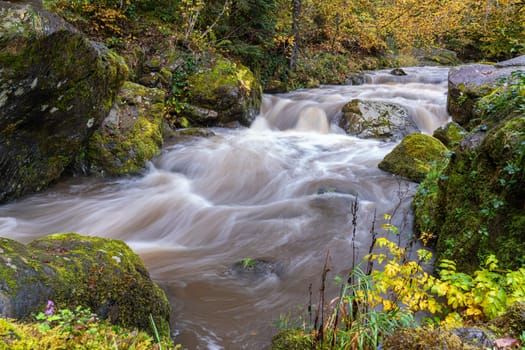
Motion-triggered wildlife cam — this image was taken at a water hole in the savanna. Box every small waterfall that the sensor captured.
[0,66,451,350]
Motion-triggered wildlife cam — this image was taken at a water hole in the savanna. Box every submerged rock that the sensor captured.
[339,99,419,141]
[231,258,282,283]
[0,2,128,202]
[379,133,448,182]
[87,81,165,175]
[0,233,171,338]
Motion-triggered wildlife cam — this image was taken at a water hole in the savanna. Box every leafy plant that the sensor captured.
[241,257,257,269]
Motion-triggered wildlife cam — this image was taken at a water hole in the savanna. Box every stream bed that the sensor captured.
[0,66,451,349]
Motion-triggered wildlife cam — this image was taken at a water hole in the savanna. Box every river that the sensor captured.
[0,66,450,349]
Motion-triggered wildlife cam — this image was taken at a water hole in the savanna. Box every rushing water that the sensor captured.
[0,66,450,349]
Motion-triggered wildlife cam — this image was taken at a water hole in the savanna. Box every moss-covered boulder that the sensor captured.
[183,54,261,127]
[447,56,525,129]
[432,121,467,147]
[0,233,170,338]
[378,133,448,182]
[0,2,128,203]
[87,81,164,175]
[339,99,419,141]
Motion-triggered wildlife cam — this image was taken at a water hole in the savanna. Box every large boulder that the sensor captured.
[87,81,165,175]
[182,55,261,127]
[0,2,128,203]
[447,55,525,129]
[0,233,171,338]
[378,133,448,182]
[339,99,419,141]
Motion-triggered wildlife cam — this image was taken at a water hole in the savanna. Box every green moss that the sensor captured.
[26,233,171,338]
[87,81,164,175]
[0,313,177,349]
[271,329,314,350]
[378,133,449,182]
[432,122,467,148]
[421,112,525,272]
[383,327,477,350]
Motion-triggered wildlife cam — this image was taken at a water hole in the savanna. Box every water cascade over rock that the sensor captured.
[0,66,451,349]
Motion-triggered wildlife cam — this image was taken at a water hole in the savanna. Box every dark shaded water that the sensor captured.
[0,66,450,349]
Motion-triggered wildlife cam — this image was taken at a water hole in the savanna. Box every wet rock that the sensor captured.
[412,47,461,66]
[390,68,407,76]
[339,99,419,141]
[345,73,366,85]
[0,233,171,337]
[231,258,282,282]
[0,2,128,202]
[447,56,525,129]
[378,133,448,182]
[87,81,165,175]
[451,327,494,348]
[166,127,216,140]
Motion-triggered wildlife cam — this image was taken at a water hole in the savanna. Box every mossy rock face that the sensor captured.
[339,99,419,141]
[420,114,525,272]
[0,237,53,319]
[87,81,165,175]
[0,2,128,203]
[0,233,171,338]
[378,133,448,182]
[184,54,262,127]
[447,57,525,129]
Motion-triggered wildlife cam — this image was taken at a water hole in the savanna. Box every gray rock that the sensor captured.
[447,55,525,128]
[0,2,128,202]
[339,99,419,141]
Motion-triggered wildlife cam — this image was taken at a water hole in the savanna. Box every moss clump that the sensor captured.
[490,302,525,336]
[378,133,449,182]
[87,81,165,175]
[383,327,464,350]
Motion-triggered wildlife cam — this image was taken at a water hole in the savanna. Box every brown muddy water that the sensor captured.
[0,67,451,349]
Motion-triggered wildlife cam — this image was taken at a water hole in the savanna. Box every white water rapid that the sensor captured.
[0,66,451,349]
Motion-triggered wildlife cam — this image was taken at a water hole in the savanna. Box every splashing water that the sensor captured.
[0,66,451,349]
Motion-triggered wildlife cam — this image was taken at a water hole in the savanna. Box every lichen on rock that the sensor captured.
[339,99,419,141]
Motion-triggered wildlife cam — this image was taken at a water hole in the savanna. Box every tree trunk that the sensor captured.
[290,0,302,71]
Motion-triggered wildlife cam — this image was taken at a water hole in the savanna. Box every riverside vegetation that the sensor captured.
[1,0,524,348]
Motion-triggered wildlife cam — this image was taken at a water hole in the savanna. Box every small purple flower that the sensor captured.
[45,300,55,316]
